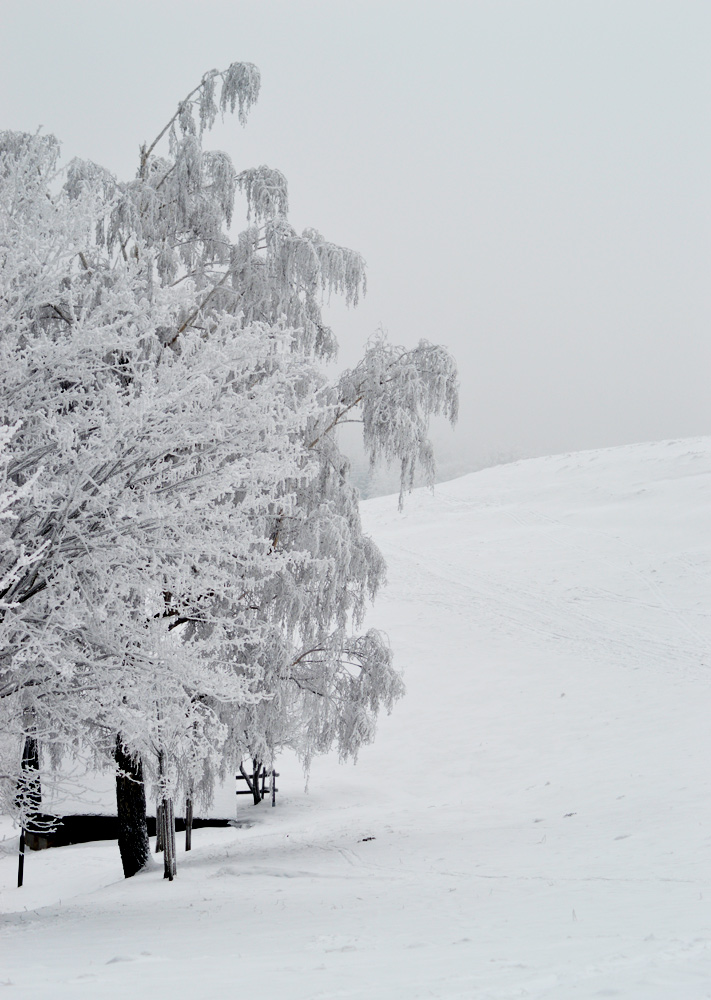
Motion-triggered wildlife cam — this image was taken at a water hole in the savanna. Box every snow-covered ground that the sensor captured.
[2,437,711,998]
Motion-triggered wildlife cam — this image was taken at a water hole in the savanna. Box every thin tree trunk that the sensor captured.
[17,828,25,888]
[156,747,176,879]
[115,736,150,878]
[252,758,263,805]
[17,733,41,819]
[169,800,176,875]
[238,760,261,805]
[161,796,176,880]
[155,802,164,852]
[185,795,193,852]
[16,732,41,887]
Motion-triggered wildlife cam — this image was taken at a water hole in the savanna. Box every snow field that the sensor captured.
[2,437,711,998]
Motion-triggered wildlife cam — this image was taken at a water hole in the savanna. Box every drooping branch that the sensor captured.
[139,63,261,179]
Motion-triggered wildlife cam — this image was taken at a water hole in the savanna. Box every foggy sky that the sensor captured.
[2,0,710,479]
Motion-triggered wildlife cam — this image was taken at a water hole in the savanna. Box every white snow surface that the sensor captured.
[2,437,711,998]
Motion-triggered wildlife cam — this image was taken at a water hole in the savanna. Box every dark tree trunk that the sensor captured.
[16,734,41,888]
[155,801,164,852]
[239,759,264,805]
[185,795,193,851]
[252,758,263,805]
[161,796,176,879]
[17,829,26,888]
[17,733,42,819]
[155,747,176,878]
[115,736,150,878]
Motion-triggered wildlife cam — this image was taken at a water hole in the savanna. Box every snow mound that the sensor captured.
[2,437,711,999]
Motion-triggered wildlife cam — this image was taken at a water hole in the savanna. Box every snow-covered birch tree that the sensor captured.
[0,61,458,881]
[0,126,322,876]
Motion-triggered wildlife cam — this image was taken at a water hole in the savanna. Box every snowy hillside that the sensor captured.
[2,437,711,999]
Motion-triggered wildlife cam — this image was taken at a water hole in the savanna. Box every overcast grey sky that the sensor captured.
[2,1,710,478]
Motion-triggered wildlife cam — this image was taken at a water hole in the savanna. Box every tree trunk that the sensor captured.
[22,733,41,791]
[238,760,263,805]
[16,732,41,887]
[185,795,193,852]
[252,758,263,805]
[115,736,150,878]
[155,801,164,852]
[17,828,26,888]
[161,796,176,880]
[16,733,41,820]
[169,799,176,876]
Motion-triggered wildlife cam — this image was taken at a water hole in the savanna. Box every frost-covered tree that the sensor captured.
[225,334,458,783]
[106,64,458,792]
[0,61,458,882]
[0,127,321,877]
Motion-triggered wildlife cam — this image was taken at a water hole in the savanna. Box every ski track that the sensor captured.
[383,537,709,677]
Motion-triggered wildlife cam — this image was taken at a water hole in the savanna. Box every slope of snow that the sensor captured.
[2,437,711,998]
